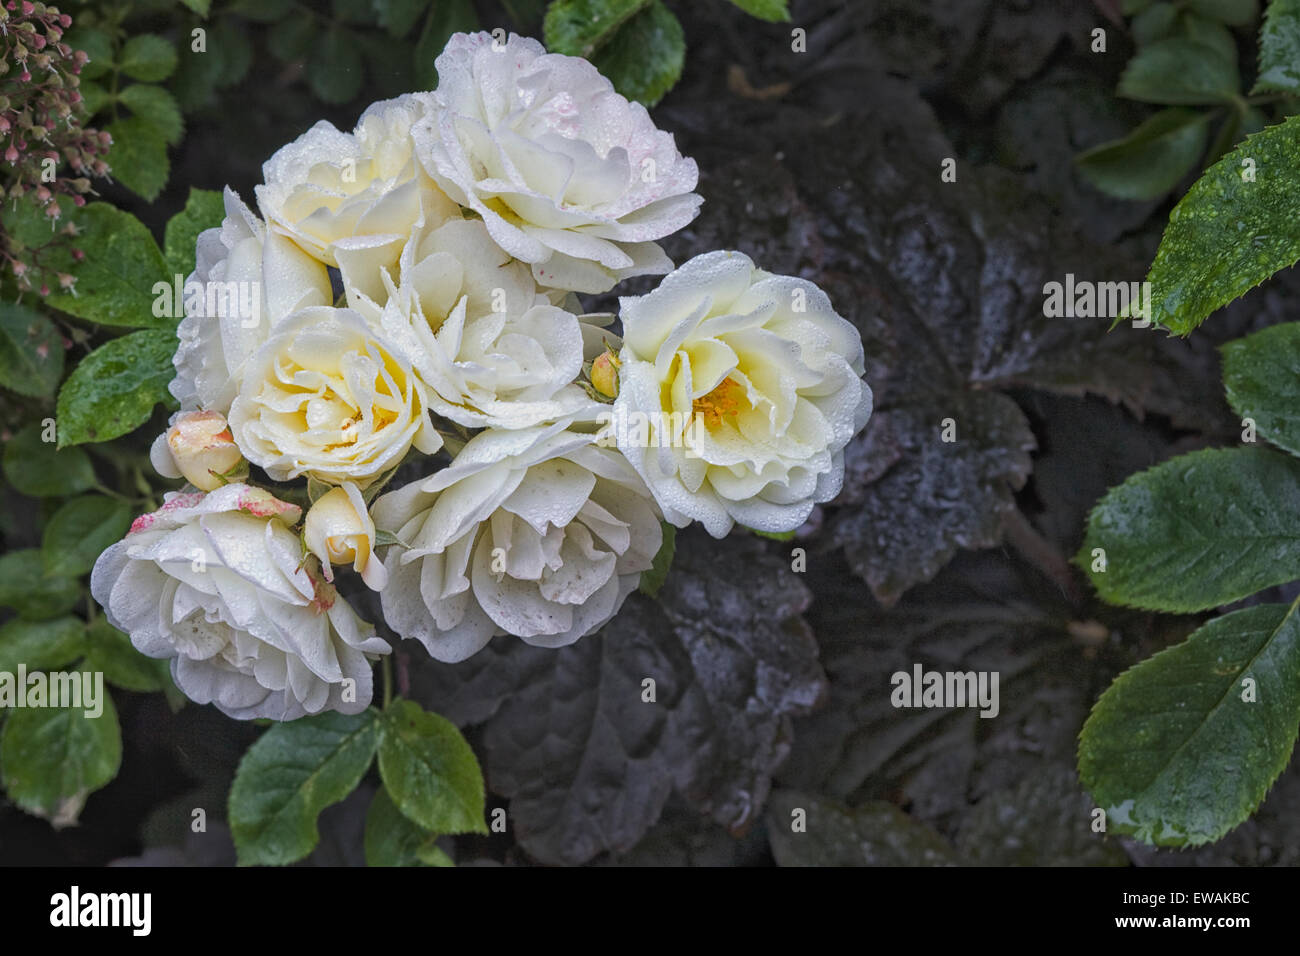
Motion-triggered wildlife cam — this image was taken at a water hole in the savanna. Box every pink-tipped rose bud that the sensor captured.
[151,410,246,491]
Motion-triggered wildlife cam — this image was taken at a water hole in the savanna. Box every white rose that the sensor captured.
[304,483,387,591]
[150,409,246,491]
[228,306,442,487]
[414,32,701,294]
[353,217,592,429]
[613,250,872,537]
[255,93,459,291]
[89,484,390,721]
[372,418,661,663]
[170,187,332,414]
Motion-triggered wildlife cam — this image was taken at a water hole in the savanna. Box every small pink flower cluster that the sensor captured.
[0,2,108,295]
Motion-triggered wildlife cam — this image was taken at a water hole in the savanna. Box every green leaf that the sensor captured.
[638,521,675,597]
[1142,115,1300,335]
[416,843,455,866]
[545,0,652,58]
[1222,322,1300,457]
[230,0,293,21]
[413,0,479,88]
[55,329,177,447]
[1180,11,1239,64]
[727,0,790,21]
[364,786,453,866]
[1132,2,1179,44]
[77,80,111,117]
[66,28,114,81]
[164,188,226,278]
[181,0,212,15]
[82,619,167,693]
[268,14,317,61]
[3,423,96,497]
[118,84,184,146]
[1203,101,1250,164]
[0,554,81,620]
[1076,108,1209,200]
[0,686,121,825]
[591,1,685,107]
[105,117,170,202]
[1117,37,1239,104]
[0,303,63,398]
[307,27,364,104]
[45,204,171,327]
[1185,0,1258,25]
[374,0,430,36]
[229,709,381,866]
[42,494,133,577]
[119,34,178,82]
[1080,445,1300,612]
[0,615,85,673]
[377,699,487,835]
[1256,0,1300,93]
[1079,601,1300,847]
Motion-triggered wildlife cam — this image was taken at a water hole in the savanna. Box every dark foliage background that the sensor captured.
[6,0,1300,865]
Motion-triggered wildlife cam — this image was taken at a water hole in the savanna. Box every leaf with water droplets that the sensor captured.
[1079,445,1300,612]
[1143,115,1300,334]
[1255,0,1300,93]
[1079,601,1300,847]
[1221,320,1300,457]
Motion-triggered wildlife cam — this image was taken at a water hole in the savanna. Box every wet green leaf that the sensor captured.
[1142,115,1300,334]
[55,329,177,447]
[377,699,487,835]
[1080,602,1300,847]
[1080,446,1300,612]
[1221,321,1300,456]
[229,710,380,866]
[1076,107,1209,200]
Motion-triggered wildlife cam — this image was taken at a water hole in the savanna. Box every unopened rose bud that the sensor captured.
[303,484,387,591]
[591,349,620,399]
[151,410,246,491]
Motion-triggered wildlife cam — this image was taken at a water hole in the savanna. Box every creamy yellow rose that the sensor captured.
[229,306,441,487]
[613,250,872,537]
[255,94,458,295]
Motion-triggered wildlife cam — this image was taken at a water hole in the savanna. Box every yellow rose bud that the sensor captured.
[303,483,387,592]
[591,349,620,399]
[160,410,244,491]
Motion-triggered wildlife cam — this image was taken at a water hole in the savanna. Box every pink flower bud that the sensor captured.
[159,410,246,491]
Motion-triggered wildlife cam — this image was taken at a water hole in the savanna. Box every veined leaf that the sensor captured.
[1080,445,1300,612]
[1142,115,1300,334]
[1080,602,1300,846]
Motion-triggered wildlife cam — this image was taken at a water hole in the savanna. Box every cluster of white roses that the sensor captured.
[89,33,873,722]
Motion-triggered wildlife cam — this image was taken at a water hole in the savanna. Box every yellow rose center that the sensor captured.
[692,376,745,428]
